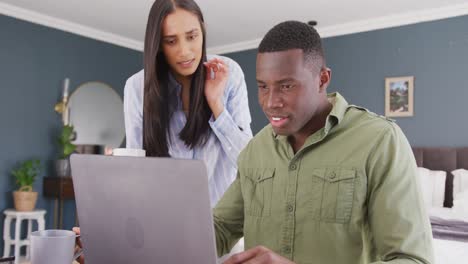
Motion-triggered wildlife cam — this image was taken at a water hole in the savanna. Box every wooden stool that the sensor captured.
[2,209,46,264]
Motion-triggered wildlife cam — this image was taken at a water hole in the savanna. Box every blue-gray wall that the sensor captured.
[0,14,142,254]
[224,15,468,147]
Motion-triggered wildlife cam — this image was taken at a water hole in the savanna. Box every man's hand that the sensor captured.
[73,227,85,264]
[223,246,296,264]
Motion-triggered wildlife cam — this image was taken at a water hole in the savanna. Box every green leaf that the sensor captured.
[11,159,41,191]
[58,125,77,158]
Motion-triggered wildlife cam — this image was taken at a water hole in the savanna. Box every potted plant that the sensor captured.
[56,124,77,177]
[11,159,41,211]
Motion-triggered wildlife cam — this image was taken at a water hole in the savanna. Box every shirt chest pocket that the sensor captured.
[243,168,275,217]
[309,168,356,223]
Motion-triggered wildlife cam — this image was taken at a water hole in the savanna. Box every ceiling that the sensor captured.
[1,0,468,54]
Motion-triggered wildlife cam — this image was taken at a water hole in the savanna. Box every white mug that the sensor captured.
[112,148,146,157]
[31,229,82,264]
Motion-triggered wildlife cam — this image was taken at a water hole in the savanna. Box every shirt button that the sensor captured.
[287,204,294,212]
[284,246,291,254]
[289,164,297,170]
[330,172,336,179]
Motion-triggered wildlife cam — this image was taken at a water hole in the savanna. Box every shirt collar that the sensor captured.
[168,72,182,95]
[327,92,348,126]
[168,72,182,110]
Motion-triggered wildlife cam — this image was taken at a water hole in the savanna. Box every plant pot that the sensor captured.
[13,191,38,211]
[55,159,71,177]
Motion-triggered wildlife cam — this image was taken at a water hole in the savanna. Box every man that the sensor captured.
[215,21,434,264]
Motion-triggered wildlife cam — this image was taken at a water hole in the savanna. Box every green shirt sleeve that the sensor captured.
[366,123,434,264]
[213,171,245,257]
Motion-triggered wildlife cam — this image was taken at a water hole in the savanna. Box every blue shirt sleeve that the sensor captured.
[209,57,253,167]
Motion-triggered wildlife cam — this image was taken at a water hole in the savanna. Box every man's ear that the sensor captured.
[319,68,332,92]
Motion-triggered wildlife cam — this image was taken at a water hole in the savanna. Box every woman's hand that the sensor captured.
[73,227,85,264]
[204,58,229,119]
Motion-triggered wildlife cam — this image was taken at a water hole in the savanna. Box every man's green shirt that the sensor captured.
[214,93,434,264]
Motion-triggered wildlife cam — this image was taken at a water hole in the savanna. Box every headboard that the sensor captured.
[412,147,468,208]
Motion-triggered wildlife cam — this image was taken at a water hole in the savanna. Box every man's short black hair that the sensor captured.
[258,20,325,68]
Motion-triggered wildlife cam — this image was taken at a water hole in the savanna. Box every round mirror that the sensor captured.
[69,81,125,148]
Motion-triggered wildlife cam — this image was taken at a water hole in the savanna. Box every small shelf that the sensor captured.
[42,177,75,200]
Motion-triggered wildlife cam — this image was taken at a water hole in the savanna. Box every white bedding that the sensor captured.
[433,238,468,264]
[430,207,467,220]
[430,207,468,264]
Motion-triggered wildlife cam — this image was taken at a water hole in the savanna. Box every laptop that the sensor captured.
[70,154,218,264]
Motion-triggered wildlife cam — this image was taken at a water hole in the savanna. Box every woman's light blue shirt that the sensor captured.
[124,55,253,206]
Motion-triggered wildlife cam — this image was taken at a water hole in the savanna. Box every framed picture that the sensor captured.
[385,76,414,117]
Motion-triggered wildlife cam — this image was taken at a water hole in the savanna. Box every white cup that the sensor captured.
[31,229,82,264]
[112,148,146,157]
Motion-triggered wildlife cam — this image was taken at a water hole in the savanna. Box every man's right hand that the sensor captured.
[73,227,85,264]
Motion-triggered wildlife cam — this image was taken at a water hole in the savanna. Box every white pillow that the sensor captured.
[416,167,446,208]
[452,169,468,199]
[452,189,468,219]
[417,168,433,209]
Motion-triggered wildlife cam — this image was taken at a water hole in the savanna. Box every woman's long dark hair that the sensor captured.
[143,0,211,157]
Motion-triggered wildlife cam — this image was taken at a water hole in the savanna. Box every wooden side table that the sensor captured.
[42,177,75,229]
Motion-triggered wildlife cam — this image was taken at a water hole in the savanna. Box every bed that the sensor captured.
[412,147,468,264]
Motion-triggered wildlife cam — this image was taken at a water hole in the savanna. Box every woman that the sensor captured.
[124,0,252,205]
[74,0,251,262]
